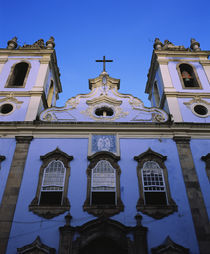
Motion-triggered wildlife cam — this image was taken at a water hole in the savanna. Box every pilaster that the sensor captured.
[0,58,8,75]
[200,60,210,84]
[25,59,50,121]
[158,62,182,122]
[173,136,210,254]
[0,136,33,254]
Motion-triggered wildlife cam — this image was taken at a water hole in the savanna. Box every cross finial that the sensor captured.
[96,56,113,72]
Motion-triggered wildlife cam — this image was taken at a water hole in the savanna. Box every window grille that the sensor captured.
[142,161,167,205]
[91,160,116,205]
[39,160,66,205]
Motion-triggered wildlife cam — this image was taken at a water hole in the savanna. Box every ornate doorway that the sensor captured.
[79,237,127,254]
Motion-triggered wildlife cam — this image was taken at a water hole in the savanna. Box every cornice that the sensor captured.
[154,50,210,58]
[0,49,54,56]
[200,60,210,66]
[0,122,210,139]
[0,58,8,64]
[163,91,210,98]
[0,91,45,96]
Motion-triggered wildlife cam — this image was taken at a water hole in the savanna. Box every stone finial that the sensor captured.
[135,213,143,226]
[46,36,55,49]
[65,212,72,226]
[7,37,18,49]
[153,38,163,50]
[190,38,201,51]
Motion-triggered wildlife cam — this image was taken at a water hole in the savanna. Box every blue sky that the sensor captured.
[1,0,210,106]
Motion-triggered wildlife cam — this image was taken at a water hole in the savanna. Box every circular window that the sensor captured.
[194,105,208,116]
[95,107,114,117]
[0,103,14,114]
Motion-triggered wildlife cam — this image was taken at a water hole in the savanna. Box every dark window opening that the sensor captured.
[79,237,127,254]
[95,107,114,117]
[180,64,199,88]
[92,192,115,205]
[8,62,29,87]
[194,105,208,116]
[0,103,13,114]
[39,191,62,206]
[144,192,167,205]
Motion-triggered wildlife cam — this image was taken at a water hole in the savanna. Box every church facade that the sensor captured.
[0,37,209,254]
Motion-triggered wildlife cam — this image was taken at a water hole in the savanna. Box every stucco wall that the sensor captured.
[6,137,199,254]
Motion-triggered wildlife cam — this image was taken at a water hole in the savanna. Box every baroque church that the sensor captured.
[0,37,209,254]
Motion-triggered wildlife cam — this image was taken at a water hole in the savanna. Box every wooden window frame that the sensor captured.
[201,153,210,181]
[134,148,177,219]
[29,148,73,219]
[83,151,124,217]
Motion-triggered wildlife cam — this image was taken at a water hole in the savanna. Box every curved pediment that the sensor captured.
[40,71,169,123]
[86,94,122,106]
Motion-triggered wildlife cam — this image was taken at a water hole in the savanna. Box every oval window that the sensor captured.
[95,107,114,117]
[194,105,208,116]
[0,103,14,114]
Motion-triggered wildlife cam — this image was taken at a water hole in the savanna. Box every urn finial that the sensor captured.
[46,36,55,49]
[7,37,18,49]
[190,38,200,51]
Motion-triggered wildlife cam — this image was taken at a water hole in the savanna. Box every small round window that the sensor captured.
[0,103,14,114]
[194,104,208,116]
[95,107,114,117]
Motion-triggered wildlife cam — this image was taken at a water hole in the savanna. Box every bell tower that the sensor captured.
[145,38,210,122]
[0,37,61,121]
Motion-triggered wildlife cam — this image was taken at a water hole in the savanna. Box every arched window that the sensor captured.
[91,160,116,205]
[39,160,66,206]
[134,148,177,219]
[6,62,30,87]
[47,80,54,107]
[153,81,160,107]
[142,161,167,205]
[83,151,124,217]
[178,63,201,89]
[29,148,73,219]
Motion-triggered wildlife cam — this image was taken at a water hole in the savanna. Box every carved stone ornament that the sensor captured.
[190,38,201,52]
[184,96,210,118]
[134,148,178,219]
[40,71,169,123]
[59,215,148,254]
[46,36,55,49]
[151,236,189,254]
[153,38,189,51]
[153,38,163,50]
[17,236,56,254]
[201,153,210,181]
[20,39,46,49]
[0,94,23,116]
[7,37,18,49]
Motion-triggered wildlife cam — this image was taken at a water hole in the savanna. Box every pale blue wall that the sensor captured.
[0,138,16,203]
[6,138,90,253]
[178,98,210,123]
[117,138,199,254]
[190,139,210,219]
[6,137,199,254]
[0,58,40,91]
[168,61,210,93]
[0,97,30,121]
